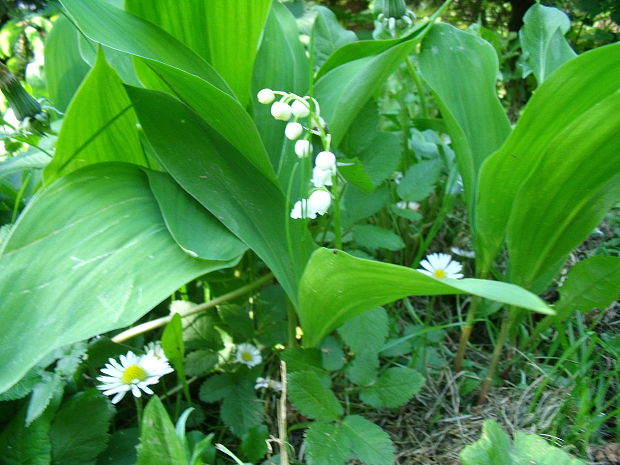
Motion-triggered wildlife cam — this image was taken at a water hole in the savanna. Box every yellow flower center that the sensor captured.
[433,269,447,279]
[241,352,253,362]
[121,365,147,384]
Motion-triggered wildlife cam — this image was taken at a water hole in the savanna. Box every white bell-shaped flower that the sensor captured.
[307,190,331,217]
[291,99,310,118]
[285,122,303,140]
[294,139,312,158]
[290,199,316,219]
[271,101,292,121]
[314,151,337,175]
[257,88,275,104]
[311,166,333,188]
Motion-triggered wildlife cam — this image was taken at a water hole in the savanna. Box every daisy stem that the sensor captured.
[134,395,143,431]
[477,306,517,405]
[112,273,274,343]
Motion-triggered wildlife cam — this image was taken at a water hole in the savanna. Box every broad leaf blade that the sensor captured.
[128,86,315,305]
[476,43,620,272]
[0,164,232,394]
[146,170,247,261]
[137,396,187,465]
[342,415,395,465]
[418,23,511,217]
[298,248,552,347]
[519,4,576,85]
[288,371,343,421]
[45,51,147,183]
[312,6,357,69]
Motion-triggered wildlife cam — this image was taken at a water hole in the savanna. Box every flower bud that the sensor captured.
[285,122,303,140]
[294,139,312,158]
[257,88,275,104]
[381,0,407,18]
[308,190,331,217]
[291,99,310,118]
[271,101,292,121]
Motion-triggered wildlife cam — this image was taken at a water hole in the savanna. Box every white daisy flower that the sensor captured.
[236,343,262,367]
[96,351,173,404]
[450,246,475,259]
[417,253,464,279]
[144,341,168,362]
[255,376,283,391]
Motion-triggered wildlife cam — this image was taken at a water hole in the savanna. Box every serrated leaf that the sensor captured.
[397,159,442,202]
[305,421,349,465]
[358,132,402,187]
[352,224,405,251]
[185,350,218,377]
[0,404,54,465]
[513,432,584,465]
[26,373,64,426]
[220,382,263,437]
[288,371,343,422]
[55,342,88,378]
[338,307,389,354]
[199,374,236,403]
[137,396,186,465]
[342,415,395,465]
[0,368,42,401]
[241,424,269,463]
[279,348,323,373]
[320,336,345,371]
[346,350,379,386]
[51,391,114,465]
[360,367,425,408]
[183,314,224,352]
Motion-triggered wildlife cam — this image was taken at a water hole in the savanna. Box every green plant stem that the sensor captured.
[405,56,428,118]
[134,395,143,432]
[112,273,273,343]
[287,299,298,348]
[332,185,343,250]
[11,170,31,223]
[454,296,481,371]
[477,307,517,405]
[278,360,290,465]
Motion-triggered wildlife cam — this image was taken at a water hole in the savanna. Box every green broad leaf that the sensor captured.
[342,415,395,465]
[305,421,349,465]
[0,150,51,180]
[352,224,405,251]
[397,159,442,202]
[26,373,64,426]
[96,428,139,465]
[137,396,187,465]
[183,314,224,352]
[319,336,345,371]
[338,307,388,354]
[45,51,147,183]
[476,43,620,273]
[162,313,186,389]
[128,86,315,305]
[241,424,269,463]
[312,6,357,69]
[51,391,114,465]
[220,381,264,437]
[288,370,343,422]
[342,184,390,230]
[199,374,236,403]
[136,60,275,180]
[44,16,90,111]
[337,157,376,193]
[184,350,218,377]
[506,92,620,288]
[298,248,553,347]
[460,420,584,465]
[77,34,141,87]
[0,368,42,401]
[0,164,233,394]
[346,350,379,386]
[519,4,576,85]
[60,0,232,95]
[356,132,402,187]
[147,170,248,261]
[418,23,511,217]
[557,256,620,314]
[279,348,323,373]
[0,404,54,465]
[126,0,271,105]
[252,2,309,176]
[360,367,425,408]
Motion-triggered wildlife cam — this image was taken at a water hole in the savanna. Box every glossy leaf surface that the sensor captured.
[0,164,232,393]
[298,248,553,347]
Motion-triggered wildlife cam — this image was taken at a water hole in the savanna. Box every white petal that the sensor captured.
[111,391,126,404]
